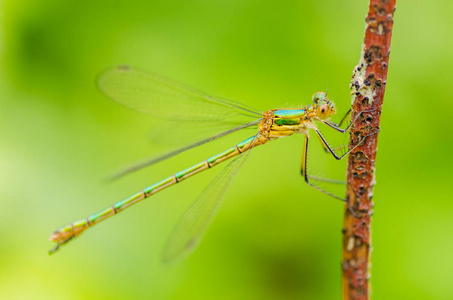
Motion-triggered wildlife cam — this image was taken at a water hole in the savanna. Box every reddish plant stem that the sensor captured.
[341,1,396,299]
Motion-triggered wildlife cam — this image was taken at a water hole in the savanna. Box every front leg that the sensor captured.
[322,109,374,133]
[315,128,379,160]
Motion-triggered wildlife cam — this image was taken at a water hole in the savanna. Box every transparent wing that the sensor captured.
[98,65,262,122]
[109,120,260,180]
[163,138,256,263]
[148,119,257,147]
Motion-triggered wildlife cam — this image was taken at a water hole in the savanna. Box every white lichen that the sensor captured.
[350,44,376,106]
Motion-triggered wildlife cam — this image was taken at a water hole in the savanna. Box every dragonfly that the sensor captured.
[49,65,376,261]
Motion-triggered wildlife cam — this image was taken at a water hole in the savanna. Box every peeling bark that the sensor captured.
[341,1,396,299]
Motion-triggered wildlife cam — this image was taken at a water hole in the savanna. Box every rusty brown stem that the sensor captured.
[341,1,396,299]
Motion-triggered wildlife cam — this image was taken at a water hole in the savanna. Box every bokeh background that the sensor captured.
[1,1,452,299]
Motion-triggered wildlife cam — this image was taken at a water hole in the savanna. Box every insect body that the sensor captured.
[49,66,375,260]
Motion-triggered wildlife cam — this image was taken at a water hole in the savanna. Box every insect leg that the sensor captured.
[322,109,374,133]
[315,129,379,160]
[301,135,346,200]
[301,135,359,215]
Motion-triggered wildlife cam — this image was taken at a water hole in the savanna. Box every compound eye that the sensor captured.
[317,104,331,119]
[312,92,327,104]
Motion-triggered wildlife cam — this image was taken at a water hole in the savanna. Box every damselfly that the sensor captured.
[49,66,376,261]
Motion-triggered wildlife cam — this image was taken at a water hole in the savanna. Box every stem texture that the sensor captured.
[341,1,396,299]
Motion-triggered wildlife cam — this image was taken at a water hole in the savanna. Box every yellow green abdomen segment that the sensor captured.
[50,135,262,249]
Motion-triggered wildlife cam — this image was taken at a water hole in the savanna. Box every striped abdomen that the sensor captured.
[49,135,268,249]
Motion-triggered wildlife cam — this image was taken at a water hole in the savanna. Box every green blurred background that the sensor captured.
[1,0,452,299]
